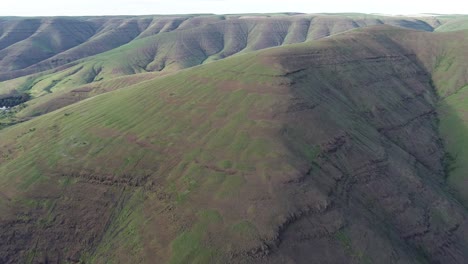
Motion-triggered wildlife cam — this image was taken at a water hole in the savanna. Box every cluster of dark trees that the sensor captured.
[0,93,30,108]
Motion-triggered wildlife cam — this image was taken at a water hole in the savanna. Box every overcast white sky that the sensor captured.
[1,0,467,16]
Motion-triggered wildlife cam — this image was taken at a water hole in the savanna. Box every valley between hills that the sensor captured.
[1,13,468,263]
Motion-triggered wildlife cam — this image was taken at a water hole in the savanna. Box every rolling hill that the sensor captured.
[1,14,468,264]
[0,13,450,81]
[1,13,465,126]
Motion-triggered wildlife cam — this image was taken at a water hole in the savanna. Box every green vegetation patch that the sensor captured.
[87,190,146,263]
[170,209,223,264]
[216,174,246,198]
[435,18,468,32]
[438,86,468,203]
[230,220,260,241]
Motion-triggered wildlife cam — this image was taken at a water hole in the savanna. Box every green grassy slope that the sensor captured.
[1,26,468,263]
[384,28,468,203]
[0,13,459,84]
[432,36,468,202]
[435,16,468,32]
[0,14,448,126]
[2,14,466,126]
[0,51,290,263]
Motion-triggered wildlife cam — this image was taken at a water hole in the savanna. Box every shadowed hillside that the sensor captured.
[1,21,468,263]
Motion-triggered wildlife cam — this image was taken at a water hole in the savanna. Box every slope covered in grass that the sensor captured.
[0,15,201,75]
[2,25,468,263]
[2,13,467,125]
[382,28,468,203]
[0,13,459,84]
[435,16,468,32]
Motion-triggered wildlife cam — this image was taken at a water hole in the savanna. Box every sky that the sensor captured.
[1,0,468,16]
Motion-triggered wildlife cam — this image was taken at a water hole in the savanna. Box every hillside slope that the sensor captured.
[0,14,450,83]
[0,14,463,125]
[1,25,468,263]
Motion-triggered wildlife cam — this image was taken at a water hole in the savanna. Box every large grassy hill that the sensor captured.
[0,13,453,82]
[1,22,468,263]
[1,14,467,127]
